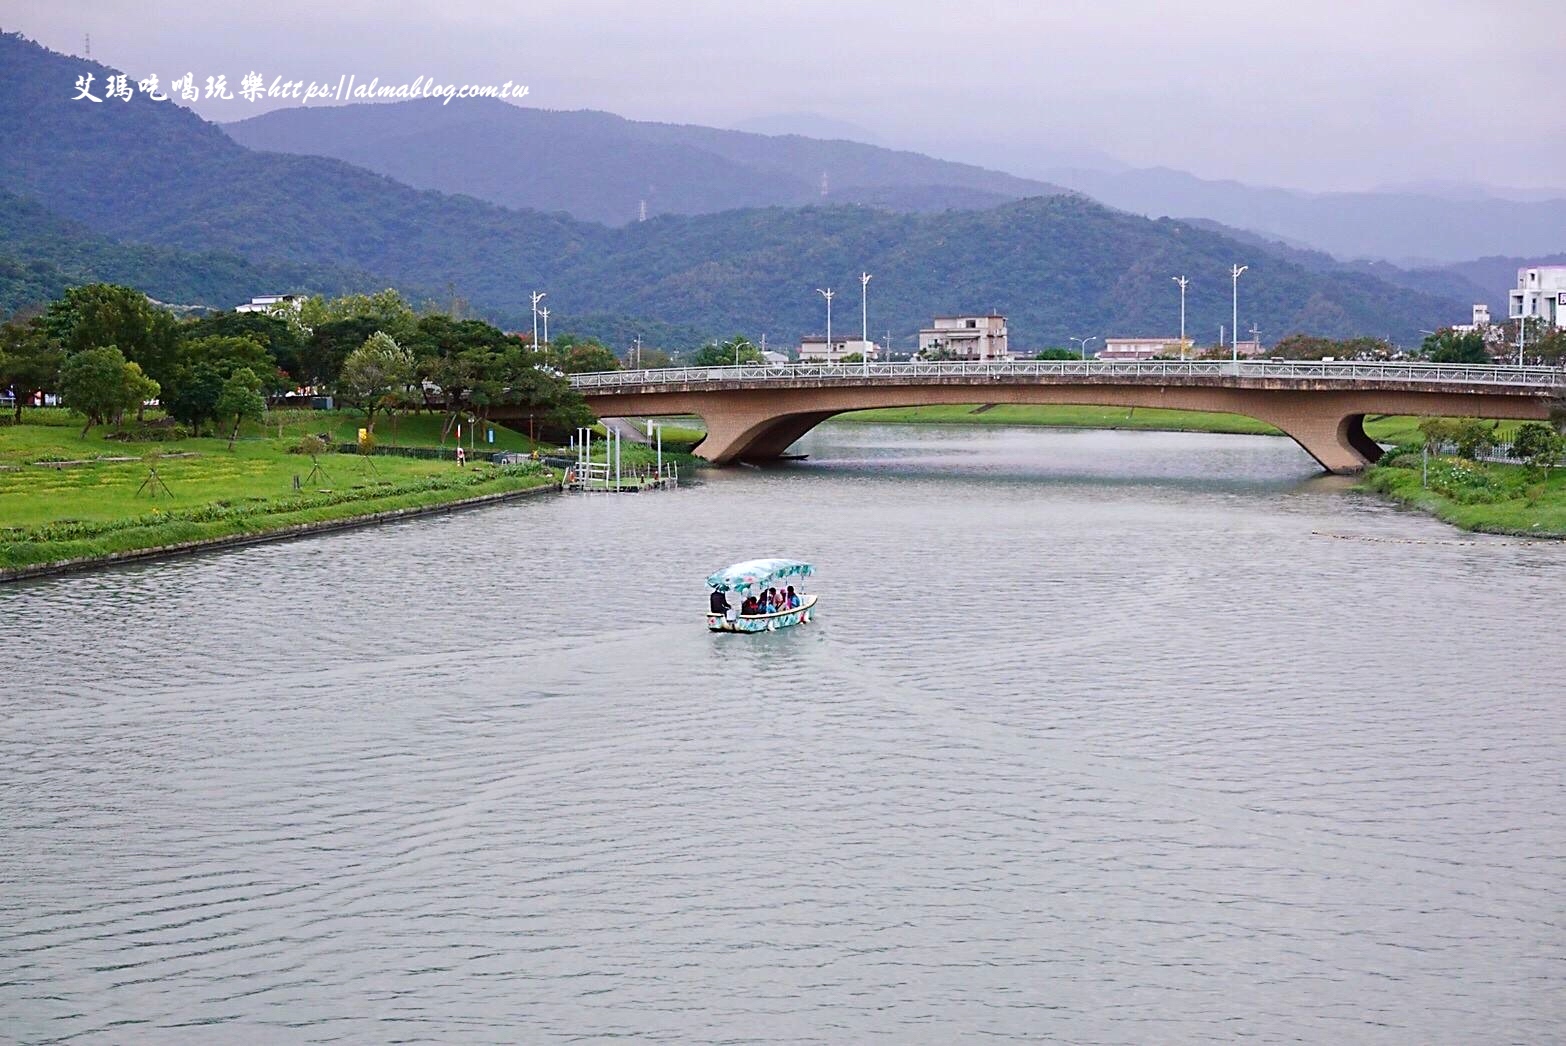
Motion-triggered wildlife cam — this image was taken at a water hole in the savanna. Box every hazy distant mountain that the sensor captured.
[1371,179,1566,204]
[731,112,884,144]
[226,99,1072,226]
[1037,166,1566,264]
[0,33,1469,348]
[1180,218,1493,310]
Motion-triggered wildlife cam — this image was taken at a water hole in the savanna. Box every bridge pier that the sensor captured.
[1249,408,1385,474]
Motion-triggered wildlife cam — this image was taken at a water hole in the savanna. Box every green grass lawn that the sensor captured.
[839,404,1283,435]
[1360,455,1566,536]
[836,404,1524,447]
[0,409,557,572]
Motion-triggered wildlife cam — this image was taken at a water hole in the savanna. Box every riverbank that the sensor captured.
[1359,455,1566,537]
[0,411,559,578]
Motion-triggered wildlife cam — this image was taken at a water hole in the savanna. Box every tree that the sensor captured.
[1452,418,1498,461]
[164,364,223,435]
[303,315,384,389]
[59,345,154,435]
[0,314,63,422]
[337,331,413,432]
[1034,348,1081,360]
[163,335,275,433]
[628,347,673,369]
[43,283,179,384]
[297,289,418,342]
[180,311,304,385]
[840,353,865,364]
[691,337,762,367]
[1509,422,1563,470]
[1423,329,1490,364]
[122,362,160,424]
[1417,417,1460,454]
[549,336,621,374]
[214,367,267,450]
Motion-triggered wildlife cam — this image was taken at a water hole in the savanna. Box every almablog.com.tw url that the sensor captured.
[72,72,530,106]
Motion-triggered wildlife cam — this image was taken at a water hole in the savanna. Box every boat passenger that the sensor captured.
[786,586,799,609]
[742,595,759,616]
[710,589,731,616]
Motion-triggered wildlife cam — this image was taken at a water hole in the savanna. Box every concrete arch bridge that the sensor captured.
[544,360,1564,474]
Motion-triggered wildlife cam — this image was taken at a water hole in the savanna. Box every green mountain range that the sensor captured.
[0,32,1470,348]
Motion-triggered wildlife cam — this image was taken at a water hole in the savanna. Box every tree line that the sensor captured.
[0,284,622,441]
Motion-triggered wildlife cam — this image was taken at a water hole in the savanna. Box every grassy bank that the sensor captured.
[834,404,1516,446]
[1359,454,1566,537]
[0,410,558,573]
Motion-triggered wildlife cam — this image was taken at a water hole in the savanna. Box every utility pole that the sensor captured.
[530,291,545,350]
[633,334,642,369]
[860,272,872,374]
[540,306,549,347]
[817,287,834,360]
[1230,265,1248,365]
[1172,275,1189,359]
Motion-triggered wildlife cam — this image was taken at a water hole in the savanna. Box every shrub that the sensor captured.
[291,434,327,456]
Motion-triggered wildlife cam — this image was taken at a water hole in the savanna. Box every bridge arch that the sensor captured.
[695,389,1388,473]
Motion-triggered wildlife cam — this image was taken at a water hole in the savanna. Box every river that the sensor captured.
[2,423,1562,1044]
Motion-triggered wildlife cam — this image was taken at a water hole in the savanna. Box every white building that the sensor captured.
[1100,336,1187,360]
[798,336,878,363]
[1509,266,1566,330]
[918,315,1008,360]
[1452,303,1493,334]
[761,350,791,366]
[235,293,306,314]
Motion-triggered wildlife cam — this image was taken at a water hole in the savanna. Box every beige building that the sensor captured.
[1101,337,1187,360]
[798,336,878,363]
[918,315,1008,360]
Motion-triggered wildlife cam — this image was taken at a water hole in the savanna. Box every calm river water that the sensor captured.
[2,424,1563,1044]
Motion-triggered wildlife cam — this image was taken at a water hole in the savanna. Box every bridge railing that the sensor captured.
[569,358,1566,391]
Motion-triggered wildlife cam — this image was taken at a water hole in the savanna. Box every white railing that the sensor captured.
[569,359,1566,392]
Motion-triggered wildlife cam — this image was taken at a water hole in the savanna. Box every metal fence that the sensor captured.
[568,359,1566,391]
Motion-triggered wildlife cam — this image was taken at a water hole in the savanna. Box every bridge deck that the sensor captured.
[570,360,1564,395]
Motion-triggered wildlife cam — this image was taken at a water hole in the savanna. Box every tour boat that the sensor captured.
[706,558,818,633]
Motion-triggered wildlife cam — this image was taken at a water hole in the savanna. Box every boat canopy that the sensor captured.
[706,558,814,593]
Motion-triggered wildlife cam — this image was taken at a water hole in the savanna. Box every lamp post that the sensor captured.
[530,291,546,350]
[1230,265,1247,365]
[817,287,834,361]
[1172,275,1189,359]
[1070,335,1098,361]
[647,419,663,478]
[860,273,874,372]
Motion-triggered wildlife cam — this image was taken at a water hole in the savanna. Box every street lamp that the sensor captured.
[530,291,546,350]
[1230,265,1248,365]
[817,287,834,362]
[540,306,550,347]
[1172,275,1189,359]
[1070,335,1098,360]
[860,272,872,375]
[646,418,663,478]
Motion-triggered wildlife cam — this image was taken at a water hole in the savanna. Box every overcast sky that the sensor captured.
[9,0,1565,193]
